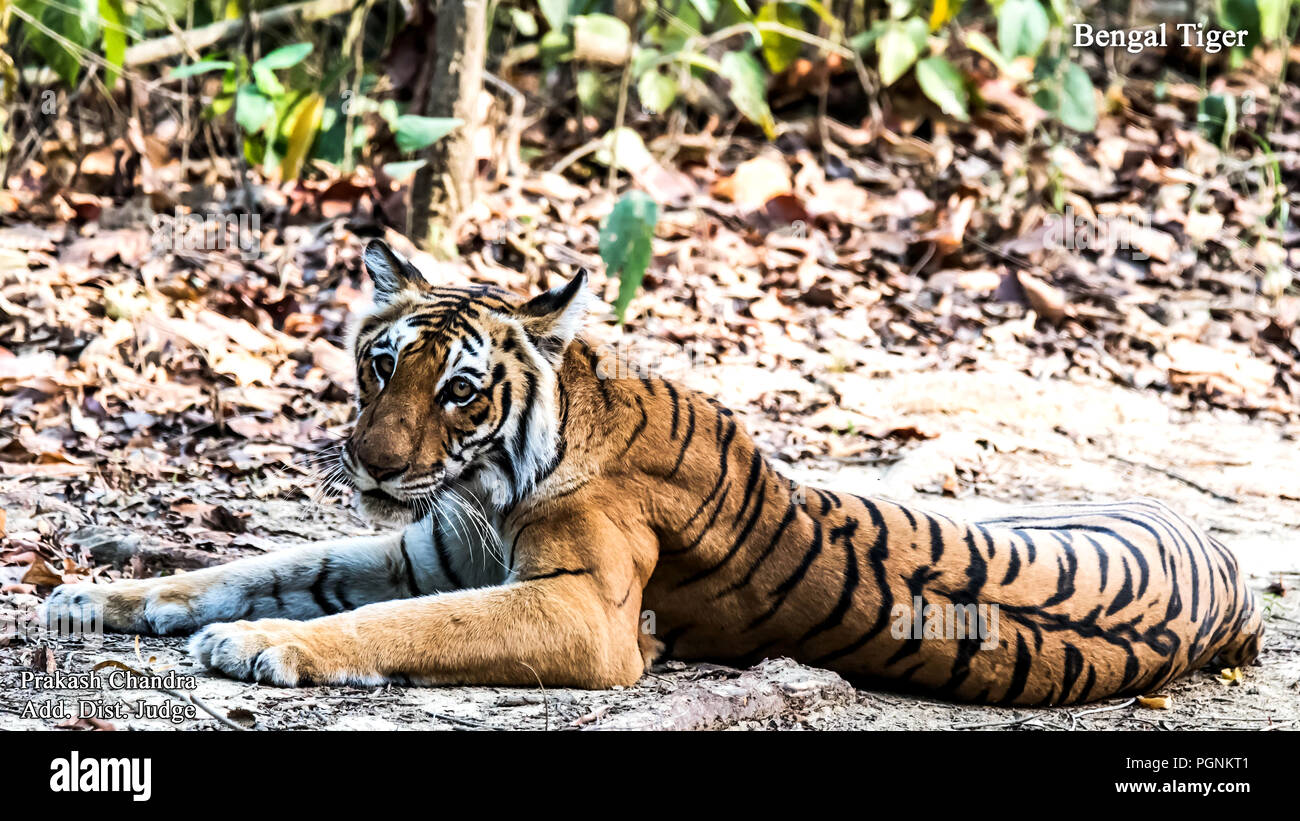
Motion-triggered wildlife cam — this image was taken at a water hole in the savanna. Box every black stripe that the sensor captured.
[810,499,892,665]
[1040,532,1077,607]
[666,382,681,440]
[310,558,338,615]
[399,533,422,595]
[799,517,860,644]
[1061,644,1085,703]
[619,394,648,457]
[998,633,1033,704]
[718,501,798,598]
[679,418,738,532]
[923,513,944,562]
[665,402,696,479]
[269,572,285,610]
[521,567,591,582]
[732,450,764,526]
[432,525,465,588]
[747,518,823,630]
[678,484,769,587]
[1000,534,1021,584]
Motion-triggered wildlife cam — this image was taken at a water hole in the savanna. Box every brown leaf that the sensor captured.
[21,559,65,587]
[1016,272,1068,324]
[714,155,793,213]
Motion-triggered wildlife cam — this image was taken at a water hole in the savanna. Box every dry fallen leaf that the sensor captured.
[21,559,65,587]
[1217,667,1244,686]
[1016,272,1068,325]
[1137,695,1172,710]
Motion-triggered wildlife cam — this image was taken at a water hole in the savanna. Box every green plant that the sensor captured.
[173,43,460,182]
[514,1,848,140]
[599,189,659,325]
[851,0,1096,130]
[11,0,126,87]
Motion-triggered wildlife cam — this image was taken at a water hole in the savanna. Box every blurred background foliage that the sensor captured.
[3,0,1300,314]
[8,0,1299,180]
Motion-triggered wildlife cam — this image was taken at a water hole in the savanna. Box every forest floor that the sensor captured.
[2,362,1297,731]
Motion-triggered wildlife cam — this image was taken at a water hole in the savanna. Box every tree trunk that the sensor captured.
[408,0,487,254]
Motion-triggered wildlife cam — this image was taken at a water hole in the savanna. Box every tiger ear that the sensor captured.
[363,239,426,303]
[514,270,590,365]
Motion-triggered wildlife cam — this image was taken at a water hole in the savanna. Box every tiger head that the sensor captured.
[341,239,590,523]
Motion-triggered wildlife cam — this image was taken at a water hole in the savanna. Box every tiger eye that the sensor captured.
[373,353,395,381]
[448,376,477,403]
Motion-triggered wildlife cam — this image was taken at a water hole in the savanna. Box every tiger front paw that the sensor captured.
[189,620,315,686]
[41,580,200,636]
[189,619,382,687]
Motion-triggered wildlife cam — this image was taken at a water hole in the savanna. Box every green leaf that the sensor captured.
[757,2,804,74]
[688,0,721,21]
[539,0,572,30]
[719,51,775,138]
[915,56,969,121]
[572,14,631,63]
[1198,92,1237,147]
[392,115,463,153]
[382,159,427,181]
[1217,0,1262,51]
[509,8,539,37]
[170,59,235,80]
[252,63,285,97]
[235,85,275,134]
[15,0,100,85]
[378,99,401,129]
[99,0,126,87]
[998,0,1049,59]
[253,42,314,72]
[637,71,678,114]
[1057,62,1096,131]
[1256,0,1286,41]
[594,128,654,171]
[876,18,927,86]
[576,69,606,113]
[850,20,888,53]
[280,93,325,181]
[600,191,660,325]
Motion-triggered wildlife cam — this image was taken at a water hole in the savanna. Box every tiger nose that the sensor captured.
[362,460,408,482]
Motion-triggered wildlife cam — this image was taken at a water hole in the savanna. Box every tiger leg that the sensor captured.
[42,519,479,636]
[189,512,650,687]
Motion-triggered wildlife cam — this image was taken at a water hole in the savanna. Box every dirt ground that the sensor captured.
[1,364,1297,731]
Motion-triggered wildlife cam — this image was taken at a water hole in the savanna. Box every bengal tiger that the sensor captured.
[42,239,1264,705]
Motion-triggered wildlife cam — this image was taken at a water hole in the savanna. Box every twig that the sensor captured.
[483,73,525,198]
[124,0,353,67]
[546,136,606,177]
[1071,697,1137,720]
[606,1,641,194]
[1108,455,1241,504]
[950,714,1041,730]
[427,711,491,730]
[518,661,550,731]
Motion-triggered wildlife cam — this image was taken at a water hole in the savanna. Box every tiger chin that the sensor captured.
[42,238,1265,703]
